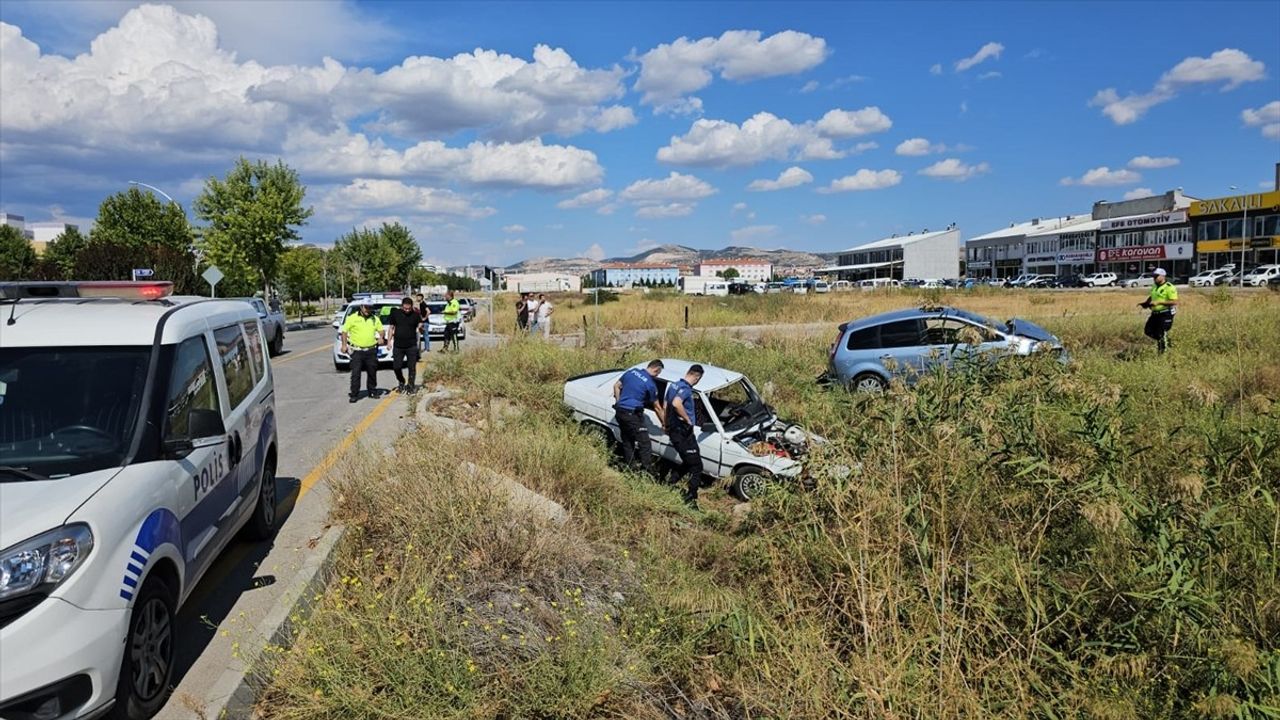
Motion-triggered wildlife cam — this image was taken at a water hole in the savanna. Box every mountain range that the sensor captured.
[504,244,839,275]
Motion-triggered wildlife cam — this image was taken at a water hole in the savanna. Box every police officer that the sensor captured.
[1139,267,1178,354]
[612,359,665,475]
[341,302,384,402]
[442,291,462,352]
[664,364,705,509]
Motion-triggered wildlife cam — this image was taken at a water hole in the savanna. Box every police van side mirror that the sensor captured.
[189,408,226,439]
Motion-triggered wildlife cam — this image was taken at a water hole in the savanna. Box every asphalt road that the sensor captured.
[156,323,493,718]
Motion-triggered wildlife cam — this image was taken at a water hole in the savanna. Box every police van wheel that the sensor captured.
[112,576,176,720]
[243,459,279,541]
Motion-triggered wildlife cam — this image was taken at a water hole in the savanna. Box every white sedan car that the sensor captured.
[563,359,823,500]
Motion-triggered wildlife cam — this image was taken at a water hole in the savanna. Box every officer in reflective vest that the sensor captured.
[442,291,462,352]
[664,364,705,510]
[1139,267,1178,354]
[612,360,665,476]
[341,302,385,402]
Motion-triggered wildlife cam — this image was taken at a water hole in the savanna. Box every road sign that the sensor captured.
[201,265,225,297]
[132,268,154,280]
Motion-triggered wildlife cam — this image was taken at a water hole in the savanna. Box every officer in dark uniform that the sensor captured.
[612,359,665,475]
[664,364,705,509]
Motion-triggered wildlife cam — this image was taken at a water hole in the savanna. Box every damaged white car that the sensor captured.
[563,359,822,501]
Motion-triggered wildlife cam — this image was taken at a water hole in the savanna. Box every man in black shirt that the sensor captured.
[387,297,424,393]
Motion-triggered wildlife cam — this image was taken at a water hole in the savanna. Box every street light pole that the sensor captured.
[128,180,177,206]
[1230,186,1247,287]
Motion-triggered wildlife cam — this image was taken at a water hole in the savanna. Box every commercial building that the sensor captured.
[1189,189,1280,271]
[1022,219,1101,276]
[27,222,78,255]
[502,272,581,293]
[694,258,773,282]
[820,228,960,281]
[589,262,679,287]
[967,217,1088,279]
[1093,190,1194,279]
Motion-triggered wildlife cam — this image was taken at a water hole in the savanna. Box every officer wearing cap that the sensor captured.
[1139,267,1178,354]
[664,364,705,509]
[612,359,665,475]
[341,302,385,402]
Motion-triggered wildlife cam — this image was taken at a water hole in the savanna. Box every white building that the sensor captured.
[966,215,1090,279]
[1022,219,1103,276]
[27,222,78,255]
[503,272,581,293]
[694,258,773,282]
[821,228,961,281]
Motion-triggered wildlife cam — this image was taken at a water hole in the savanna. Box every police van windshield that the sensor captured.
[0,347,149,479]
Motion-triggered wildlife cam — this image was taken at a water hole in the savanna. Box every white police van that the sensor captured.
[0,282,279,719]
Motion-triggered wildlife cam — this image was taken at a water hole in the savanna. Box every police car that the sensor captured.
[0,281,279,719]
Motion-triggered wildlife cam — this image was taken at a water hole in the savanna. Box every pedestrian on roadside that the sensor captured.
[340,301,385,403]
[1139,267,1178,354]
[442,290,462,352]
[536,293,553,339]
[612,359,665,476]
[664,364,705,510]
[387,297,423,393]
[415,293,431,354]
[516,293,529,331]
[526,294,542,336]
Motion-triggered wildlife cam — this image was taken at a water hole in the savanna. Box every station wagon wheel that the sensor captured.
[851,373,887,394]
[580,422,617,452]
[731,467,772,502]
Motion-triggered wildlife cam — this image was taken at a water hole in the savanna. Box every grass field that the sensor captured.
[260,289,1280,719]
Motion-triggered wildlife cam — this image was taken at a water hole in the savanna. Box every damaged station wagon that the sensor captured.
[564,359,822,501]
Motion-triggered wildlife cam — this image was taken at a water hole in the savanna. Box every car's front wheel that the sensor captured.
[112,576,176,720]
[850,372,887,394]
[730,466,772,501]
[270,331,284,356]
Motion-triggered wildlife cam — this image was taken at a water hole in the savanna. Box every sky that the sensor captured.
[1,1,1278,268]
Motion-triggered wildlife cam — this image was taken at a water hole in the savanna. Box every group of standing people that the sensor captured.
[612,359,707,510]
[339,291,466,402]
[515,293,554,338]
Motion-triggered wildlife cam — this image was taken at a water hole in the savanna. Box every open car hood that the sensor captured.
[1007,318,1057,343]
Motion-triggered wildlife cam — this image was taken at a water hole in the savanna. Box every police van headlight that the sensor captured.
[0,524,94,601]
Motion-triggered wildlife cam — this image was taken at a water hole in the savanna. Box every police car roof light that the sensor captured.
[74,281,174,300]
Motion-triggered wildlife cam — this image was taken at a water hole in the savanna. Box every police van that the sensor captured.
[0,282,279,719]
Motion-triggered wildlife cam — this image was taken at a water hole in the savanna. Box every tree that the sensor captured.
[91,187,192,251]
[42,226,87,279]
[380,222,422,291]
[193,157,313,296]
[332,227,399,292]
[0,225,37,280]
[71,240,201,294]
[278,246,326,301]
[720,267,741,280]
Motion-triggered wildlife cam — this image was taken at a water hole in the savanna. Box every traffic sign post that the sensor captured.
[132,268,154,281]
[201,266,224,298]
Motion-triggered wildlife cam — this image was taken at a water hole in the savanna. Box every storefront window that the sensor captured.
[1225,218,1243,239]
[1199,221,1221,241]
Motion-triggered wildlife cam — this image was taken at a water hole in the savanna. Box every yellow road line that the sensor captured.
[272,342,333,365]
[298,392,398,499]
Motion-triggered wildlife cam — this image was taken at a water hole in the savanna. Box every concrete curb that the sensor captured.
[199,524,345,719]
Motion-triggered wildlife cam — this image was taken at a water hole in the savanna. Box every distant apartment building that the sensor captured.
[27,222,78,255]
[822,228,961,281]
[590,262,680,287]
[503,272,581,293]
[694,258,772,282]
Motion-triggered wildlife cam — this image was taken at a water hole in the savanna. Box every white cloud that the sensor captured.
[801,213,827,225]
[930,63,943,76]
[800,80,820,93]
[747,166,814,191]
[955,42,1004,72]
[818,169,902,192]
[620,172,717,204]
[1123,188,1155,200]
[815,107,893,137]
[502,224,527,233]
[732,202,749,214]
[1090,49,1267,125]
[657,108,891,168]
[978,71,1002,80]
[596,203,618,216]
[320,179,495,220]
[959,101,969,115]
[635,203,694,219]
[557,188,614,209]
[730,224,778,242]
[1059,167,1142,186]
[581,243,606,261]
[503,237,526,247]
[919,158,990,181]
[1242,100,1280,139]
[895,137,946,156]
[1128,155,1180,169]
[633,29,828,110]
[851,141,879,154]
